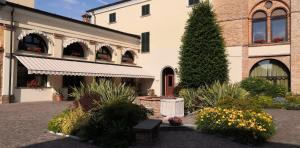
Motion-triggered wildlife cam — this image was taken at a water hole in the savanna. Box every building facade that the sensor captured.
[0,1,153,103]
[87,0,300,95]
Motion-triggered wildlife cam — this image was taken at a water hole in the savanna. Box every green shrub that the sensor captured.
[284,96,300,110]
[217,97,261,111]
[285,95,300,104]
[240,77,271,97]
[180,82,248,112]
[199,82,248,104]
[196,107,276,145]
[240,77,287,97]
[48,110,69,133]
[86,101,149,148]
[179,0,228,88]
[71,80,136,105]
[60,107,90,135]
[179,88,203,113]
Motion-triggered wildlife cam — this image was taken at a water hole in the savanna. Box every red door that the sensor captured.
[165,74,174,97]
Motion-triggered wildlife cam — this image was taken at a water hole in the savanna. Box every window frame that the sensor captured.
[141,32,150,53]
[189,0,199,6]
[109,13,116,23]
[252,11,268,44]
[271,9,288,43]
[17,61,48,88]
[18,34,48,54]
[141,4,150,16]
[122,51,135,64]
[63,42,85,58]
[96,46,112,62]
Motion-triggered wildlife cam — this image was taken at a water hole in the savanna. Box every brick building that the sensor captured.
[87,0,300,94]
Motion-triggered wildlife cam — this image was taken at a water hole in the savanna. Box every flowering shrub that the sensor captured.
[196,107,275,144]
[168,117,183,126]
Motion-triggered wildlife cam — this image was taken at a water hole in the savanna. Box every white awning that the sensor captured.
[15,56,154,79]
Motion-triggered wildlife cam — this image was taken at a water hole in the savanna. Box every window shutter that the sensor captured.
[141,32,150,53]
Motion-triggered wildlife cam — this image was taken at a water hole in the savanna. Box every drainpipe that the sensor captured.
[8,7,14,102]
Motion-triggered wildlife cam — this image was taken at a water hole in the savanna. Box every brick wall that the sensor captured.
[291,0,300,93]
[0,27,3,104]
[138,97,161,117]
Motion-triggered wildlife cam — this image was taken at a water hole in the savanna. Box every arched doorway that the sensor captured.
[250,59,290,89]
[162,67,175,97]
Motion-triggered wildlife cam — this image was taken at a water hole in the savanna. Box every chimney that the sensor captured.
[82,13,92,23]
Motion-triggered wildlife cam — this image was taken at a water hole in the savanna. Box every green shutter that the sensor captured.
[142,5,150,16]
[141,32,150,53]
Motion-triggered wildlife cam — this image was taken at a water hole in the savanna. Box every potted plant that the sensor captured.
[53,90,64,102]
[168,116,183,126]
[27,79,39,88]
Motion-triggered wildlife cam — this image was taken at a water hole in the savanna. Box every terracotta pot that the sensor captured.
[54,95,64,102]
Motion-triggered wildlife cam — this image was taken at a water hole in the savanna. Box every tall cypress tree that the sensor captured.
[179,1,228,88]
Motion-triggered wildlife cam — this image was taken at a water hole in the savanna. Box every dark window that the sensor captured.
[122,51,134,64]
[189,0,199,6]
[63,42,85,57]
[168,76,173,87]
[250,60,290,89]
[141,32,150,53]
[96,46,112,61]
[18,34,48,53]
[142,4,150,16]
[122,78,135,87]
[271,9,287,43]
[17,62,47,87]
[109,13,116,23]
[252,11,267,44]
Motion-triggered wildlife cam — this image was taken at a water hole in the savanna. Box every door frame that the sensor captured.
[161,66,175,97]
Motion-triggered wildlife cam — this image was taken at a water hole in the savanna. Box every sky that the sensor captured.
[35,0,118,20]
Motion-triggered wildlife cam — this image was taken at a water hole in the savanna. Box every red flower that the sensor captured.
[168,116,183,126]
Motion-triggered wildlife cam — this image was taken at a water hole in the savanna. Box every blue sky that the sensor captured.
[36,0,118,20]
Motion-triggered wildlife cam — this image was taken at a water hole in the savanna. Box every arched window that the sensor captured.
[17,62,47,87]
[18,34,48,53]
[96,46,112,61]
[252,11,267,44]
[250,59,290,89]
[63,42,85,57]
[122,51,134,64]
[271,9,288,43]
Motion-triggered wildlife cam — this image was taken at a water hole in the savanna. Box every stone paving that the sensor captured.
[0,102,299,148]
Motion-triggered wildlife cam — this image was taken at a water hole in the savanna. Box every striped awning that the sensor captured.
[15,56,154,79]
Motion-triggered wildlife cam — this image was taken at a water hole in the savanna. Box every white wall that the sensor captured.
[248,44,290,57]
[14,88,54,102]
[92,0,243,95]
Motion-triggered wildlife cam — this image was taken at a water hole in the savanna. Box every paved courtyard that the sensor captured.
[0,102,299,148]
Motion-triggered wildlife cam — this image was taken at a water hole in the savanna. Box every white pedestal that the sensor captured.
[160,98,184,117]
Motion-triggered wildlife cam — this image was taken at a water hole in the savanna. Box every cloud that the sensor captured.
[63,0,79,4]
[96,0,109,4]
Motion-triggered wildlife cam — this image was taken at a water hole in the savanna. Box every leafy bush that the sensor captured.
[179,88,203,113]
[86,101,149,148]
[179,0,228,88]
[284,96,300,110]
[217,97,262,111]
[240,77,287,97]
[240,77,270,97]
[180,82,248,112]
[48,110,69,133]
[71,80,136,106]
[60,107,90,135]
[199,82,248,105]
[196,107,276,144]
